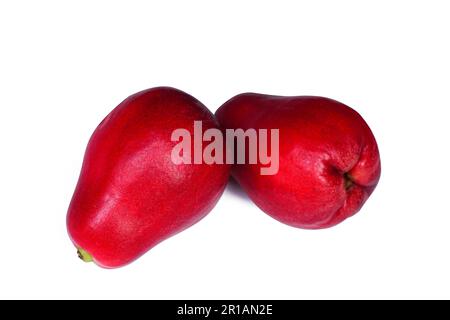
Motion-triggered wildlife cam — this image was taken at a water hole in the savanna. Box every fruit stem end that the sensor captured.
[77,247,93,263]
[344,172,355,190]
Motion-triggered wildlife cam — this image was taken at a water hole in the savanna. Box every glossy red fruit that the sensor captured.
[67,87,230,268]
[216,94,380,229]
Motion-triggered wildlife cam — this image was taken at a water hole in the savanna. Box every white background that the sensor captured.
[0,1,449,299]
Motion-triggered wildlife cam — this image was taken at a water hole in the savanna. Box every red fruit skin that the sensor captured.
[215,94,381,229]
[67,87,230,268]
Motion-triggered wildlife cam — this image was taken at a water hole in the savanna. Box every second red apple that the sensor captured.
[216,93,381,229]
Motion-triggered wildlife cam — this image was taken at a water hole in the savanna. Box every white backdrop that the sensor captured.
[0,1,449,299]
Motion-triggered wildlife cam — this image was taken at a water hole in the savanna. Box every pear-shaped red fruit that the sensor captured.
[216,94,380,229]
[67,87,230,268]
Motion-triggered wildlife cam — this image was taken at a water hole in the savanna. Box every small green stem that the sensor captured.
[77,247,93,263]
